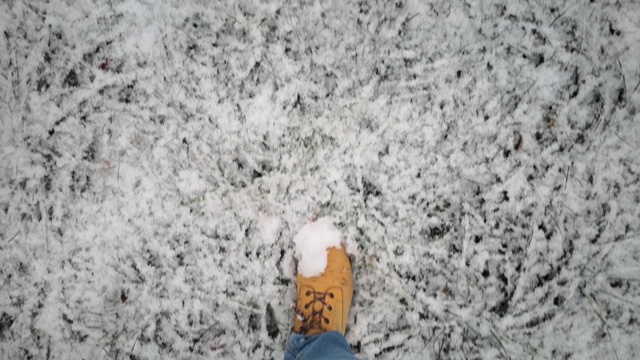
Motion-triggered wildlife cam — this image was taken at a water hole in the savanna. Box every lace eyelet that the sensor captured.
[304,304,309,309]
[328,292,334,298]
[327,305,332,311]
[306,290,311,296]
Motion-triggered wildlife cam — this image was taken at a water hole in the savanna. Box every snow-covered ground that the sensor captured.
[1,0,639,358]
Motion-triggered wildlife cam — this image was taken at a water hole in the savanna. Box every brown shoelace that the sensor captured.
[295,289,335,334]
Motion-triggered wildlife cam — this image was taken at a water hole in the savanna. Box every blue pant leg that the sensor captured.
[285,331,356,360]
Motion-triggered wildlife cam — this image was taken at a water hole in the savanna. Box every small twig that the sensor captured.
[15,50,20,85]
[100,345,113,360]
[453,42,472,56]
[0,96,14,114]
[606,275,640,283]
[614,132,635,148]
[578,286,619,360]
[596,289,640,308]
[147,165,171,191]
[258,57,282,85]
[560,165,570,191]
[107,0,117,17]
[129,332,140,358]
[633,78,640,94]
[599,231,640,245]
[281,7,301,48]
[437,335,445,358]
[550,215,565,242]
[550,4,575,26]
[405,12,419,24]
[618,58,626,98]
[425,326,446,347]
[584,292,619,360]
[13,50,20,100]
[460,175,489,187]
[7,230,20,244]
[490,329,512,360]
[85,309,111,316]
[447,309,521,358]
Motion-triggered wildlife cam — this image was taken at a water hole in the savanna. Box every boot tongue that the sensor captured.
[313,301,324,312]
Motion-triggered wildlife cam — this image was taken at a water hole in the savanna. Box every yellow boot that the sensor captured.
[293,245,354,335]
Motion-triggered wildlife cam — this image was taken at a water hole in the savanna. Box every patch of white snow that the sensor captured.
[293,217,343,277]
